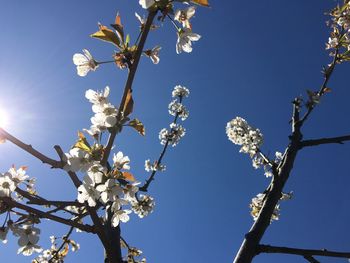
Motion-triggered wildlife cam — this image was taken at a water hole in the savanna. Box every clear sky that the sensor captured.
[0,0,350,262]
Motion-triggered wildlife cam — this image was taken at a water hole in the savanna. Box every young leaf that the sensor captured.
[91,23,121,48]
[72,131,92,153]
[59,243,70,257]
[122,172,135,181]
[125,34,131,47]
[191,0,210,7]
[129,119,145,136]
[123,89,134,117]
[111,13,124,44]
[324,87,332,93]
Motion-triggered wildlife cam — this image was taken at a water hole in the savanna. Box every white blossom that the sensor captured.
[139,0,155,9]
[176,28,201,54]
[96,179,123,204]
[172,85,190,98]
[0,174,16,197]
[252,155,263,169]
[326,37,339,49]
[87,163,106,184]
[64,148,91,173]
[77,175,100,207]
[113,151,130,170]
[131,195,155,218]
[168,100,189,120]
[145,46,161,64]
[91,103,117,128]
[73,49,98,77]
[123,183,139,201]
[250,193,280,222]
[226,117,263,156]
[85,86,110,105]
[174,6,196,28]
[144,159,166,172]
[111,209,131,227]
[16,224,42,256]
[159,123,186,147]
[7,166,29,185]
[274,151,283,164]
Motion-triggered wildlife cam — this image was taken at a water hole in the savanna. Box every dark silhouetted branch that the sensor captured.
[258,244,350,260]
[301,135,350,148]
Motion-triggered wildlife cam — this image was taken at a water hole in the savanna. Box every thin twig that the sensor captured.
[139,96,183,192]
[2,197,94,232]
[299,48,339,126]
[48,226,75,263]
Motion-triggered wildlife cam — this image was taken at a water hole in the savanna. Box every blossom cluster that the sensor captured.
[226,117,286,178]
[139,1,201,54]
[1,219,42,257]
[158,85,189,147]
[327,0,350,61]
[250,191,293,222]
[0,167,46,256]
[0,166,30,198]
[65,141,155,227]
[226,117,263,156]
[84,86,118,137]
[33,235,80,263]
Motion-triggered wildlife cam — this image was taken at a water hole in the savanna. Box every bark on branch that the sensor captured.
[0,128,62,168]
[258,244,350,260]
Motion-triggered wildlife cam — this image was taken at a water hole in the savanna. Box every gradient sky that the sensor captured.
[1,1,350,262]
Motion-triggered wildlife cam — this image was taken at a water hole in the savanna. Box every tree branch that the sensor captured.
[140,96,183,192]
[101,10,158,166]
[300,135,350,148]
[2,197,94,233]
[258,244,350,260]
[0,128,62,168]
[15,188,82,208]
[299,48,339,126]
[304,255,320,263]
[54,145,82,188]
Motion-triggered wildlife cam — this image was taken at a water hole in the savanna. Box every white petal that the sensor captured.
[83,49,93,60]
[73,54,88,66]
[77,65,90,77]
[103,86,110,98]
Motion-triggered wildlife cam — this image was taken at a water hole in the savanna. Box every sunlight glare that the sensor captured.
[0,109,9,128]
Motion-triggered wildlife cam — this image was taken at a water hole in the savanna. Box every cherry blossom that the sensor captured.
[0,174,16,197]
[73,49,99,77]
[172,85,190,98]
[174,6,196,28]
[113,151,131,170]
[176,28,201,54]
[96,179,123,204]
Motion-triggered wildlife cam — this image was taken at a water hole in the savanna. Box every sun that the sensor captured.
[0,109,9,128]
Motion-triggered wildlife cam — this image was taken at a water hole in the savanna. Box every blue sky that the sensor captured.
[1,0,350,262]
